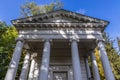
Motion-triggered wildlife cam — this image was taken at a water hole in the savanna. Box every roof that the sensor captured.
[12,9,109,31]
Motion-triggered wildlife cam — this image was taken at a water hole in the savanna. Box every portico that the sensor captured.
[5,9,115,80]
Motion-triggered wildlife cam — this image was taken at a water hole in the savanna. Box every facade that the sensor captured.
[5,9,115,80]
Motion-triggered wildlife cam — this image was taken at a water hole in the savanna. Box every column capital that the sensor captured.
[24,43,30,50]
[16,37,25,43]
[96,39,105,44]
[96,39,106,50]
[42,39,52,42]
[69,39,79,42]
[30,53,38,60]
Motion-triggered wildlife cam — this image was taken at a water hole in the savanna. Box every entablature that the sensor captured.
[14,22,105,31]
[19,29,102,35]
[18,33,103,41]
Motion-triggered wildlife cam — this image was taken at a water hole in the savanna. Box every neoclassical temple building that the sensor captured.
[5,9,115,80]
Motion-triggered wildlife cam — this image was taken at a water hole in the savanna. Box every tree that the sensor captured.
[95,33,120,80]
[20,0,63,17]
[0,22,7,38]
[0,22,18,80]
[117,37,120,53]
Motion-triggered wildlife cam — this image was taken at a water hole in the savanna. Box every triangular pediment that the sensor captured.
[12,9,109,24]
[12,9,109,31]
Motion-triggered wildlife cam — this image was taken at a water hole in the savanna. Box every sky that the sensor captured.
[0,0,120,41]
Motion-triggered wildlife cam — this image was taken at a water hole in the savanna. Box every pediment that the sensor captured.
[12,9,109,31]
[12,9,109,24]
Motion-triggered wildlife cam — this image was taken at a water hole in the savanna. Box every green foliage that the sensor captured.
[95,32,120,80]
[117,37,120,52]
[0,22,7,38]
[52,0,63,10]
[20,0,63,17]
[104,33,120,80]
[0,22,7,28]
[20,2,39,16]
[0,22,18,80]
[95,48,105,80]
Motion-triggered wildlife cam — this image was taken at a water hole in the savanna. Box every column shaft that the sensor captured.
[84,57,91,80]
[39,40,50,80]
[33,62,39,80]
[98,41,115,80]
[5,40,24,80]
[19,51,31,80]
[71,40,82,80]
[90,52,100,80]
[28,58,35,80]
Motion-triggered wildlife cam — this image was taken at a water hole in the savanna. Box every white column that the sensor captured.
[98,40,115,80]
[84,57,91,80]
[33,60,39,80]
[28,56,36,80]
[39,40,50,80]
[90,51,100,80]
[71,40,82,80]
[19,50,31,80]
[5,38,24,80]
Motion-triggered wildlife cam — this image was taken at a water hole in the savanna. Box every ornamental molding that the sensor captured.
[12,9,109,31]
[12,9,108,24]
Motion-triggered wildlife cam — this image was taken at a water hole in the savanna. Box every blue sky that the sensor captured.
[0,0,120,40]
